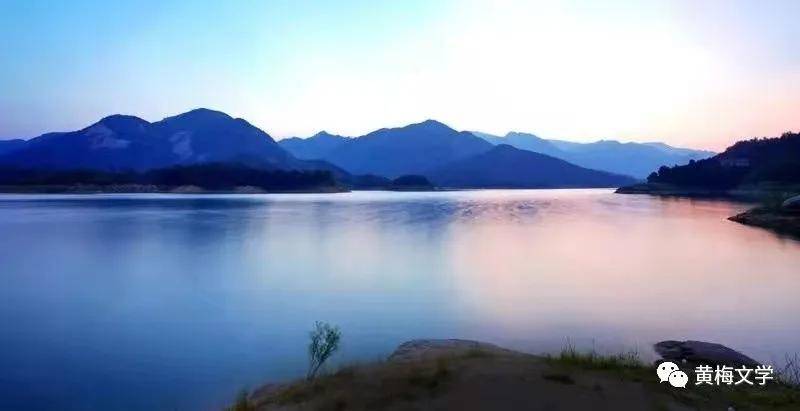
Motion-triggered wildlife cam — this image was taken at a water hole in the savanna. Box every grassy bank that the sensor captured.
[232,342,800,411]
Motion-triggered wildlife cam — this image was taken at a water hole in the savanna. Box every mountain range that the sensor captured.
[275,119,635,186]
[278,131,352,161]
[0,109,346,176]
[468,131,714,178]
[429,144,634,188]
[0,139,26,156]
[279,128,712,180]
[0,109,707,189]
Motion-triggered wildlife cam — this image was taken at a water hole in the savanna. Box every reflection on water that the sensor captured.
[0,190,799,410]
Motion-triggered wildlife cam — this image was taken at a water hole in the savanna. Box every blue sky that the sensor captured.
[1,0,798,150]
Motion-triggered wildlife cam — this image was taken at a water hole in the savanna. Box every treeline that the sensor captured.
[0,163,338,191]
[648,132,800,189]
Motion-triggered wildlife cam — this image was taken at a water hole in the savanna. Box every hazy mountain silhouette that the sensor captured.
[2,112,710,189]
[321,120,493,178]
[429,144,636,188]
[0,109,341,174]
[0,139,26,156]
[472,132,714,178]
[472,131,562,157]
[279,131,350,160]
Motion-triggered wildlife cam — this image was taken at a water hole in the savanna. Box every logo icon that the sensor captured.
[657,361,687,388]
[668,370,689,388]
[657,361,679,383]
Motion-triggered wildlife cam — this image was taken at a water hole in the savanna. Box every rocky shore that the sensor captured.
[236,339,798,411]
[618,184,800,238]
[727,194,800,237]
[728,206,800,237]
[615,182,799,200]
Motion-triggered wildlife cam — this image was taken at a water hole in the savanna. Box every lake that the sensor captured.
[1,189,799,410]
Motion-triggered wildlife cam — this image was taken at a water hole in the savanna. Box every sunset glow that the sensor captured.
[1,0,798,150]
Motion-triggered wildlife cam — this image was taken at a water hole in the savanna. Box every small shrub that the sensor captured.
[777,353,800,386]
[307,321,342,380]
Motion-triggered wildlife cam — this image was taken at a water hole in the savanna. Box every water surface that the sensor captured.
[1,190,799,410]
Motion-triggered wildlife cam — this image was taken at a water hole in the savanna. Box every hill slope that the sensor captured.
[241,339,796,411]
[0,139,26,156]
[644,131,800,188]
[0,109,339,174]
[473,132,713,178]
[429,144,636,188]
[323,120,493,178]
[278,131,350,160]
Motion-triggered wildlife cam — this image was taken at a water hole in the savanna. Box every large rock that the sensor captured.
[654,340,759,367]
[389,339,518,362]
[782,195,800,210]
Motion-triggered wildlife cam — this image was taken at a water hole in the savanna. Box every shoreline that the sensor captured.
[614,182,799,201]
[0,185,629,195]
[617,183,800,237]
[0,184,349,194]
[239,339,798,411]
[728,207,800,237]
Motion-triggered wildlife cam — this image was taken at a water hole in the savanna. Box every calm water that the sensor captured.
[1,190,799,410]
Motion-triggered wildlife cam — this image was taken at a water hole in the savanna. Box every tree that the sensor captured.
[306,321,341,380]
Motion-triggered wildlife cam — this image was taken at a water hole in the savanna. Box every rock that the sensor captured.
[654,340,759,367]
[728,207,800,237]
[389,339,518,362]
[782,194,800,209]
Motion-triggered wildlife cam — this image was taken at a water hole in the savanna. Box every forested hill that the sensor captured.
[0,163,338,192]
[646,132,800,189]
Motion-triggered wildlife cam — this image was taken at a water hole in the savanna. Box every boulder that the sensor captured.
[782,195,800,210]
[654,340,759,367]
[389,339,518,362]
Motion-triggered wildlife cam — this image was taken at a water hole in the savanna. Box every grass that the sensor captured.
[547,339,645,371]
[238,340,800,410]
[252,356,455,410]
[776,353,800,386]
[545,340,800,410]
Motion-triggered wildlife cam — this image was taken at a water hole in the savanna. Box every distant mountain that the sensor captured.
[279,131,350,160]
[429,144,636,188]
[645,132,800,189]
[0,139,26,156]
[0,109,342,174]
[472,132,714,179]
[469,131,506,146]
[323,120,493,178]
[3,112,716,191]
[495,132,563,157]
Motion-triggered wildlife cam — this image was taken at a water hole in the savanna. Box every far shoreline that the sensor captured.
[0,184,350,195]
[616,182,800,238]
[0,185,631,195]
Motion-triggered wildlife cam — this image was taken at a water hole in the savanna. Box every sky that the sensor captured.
[1,0,798,151]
